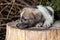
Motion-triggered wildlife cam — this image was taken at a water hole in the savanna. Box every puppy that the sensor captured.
[16,5,54,29]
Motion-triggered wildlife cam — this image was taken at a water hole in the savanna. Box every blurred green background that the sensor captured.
[39,0,60,11]
[38,0,60,19]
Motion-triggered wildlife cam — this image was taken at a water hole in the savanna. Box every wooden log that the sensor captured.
[6,20,60,40]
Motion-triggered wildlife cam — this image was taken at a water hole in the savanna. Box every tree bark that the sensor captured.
[6,20,60,40]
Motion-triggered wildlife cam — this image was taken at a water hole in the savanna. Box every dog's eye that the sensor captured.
[24,18,28,21]
[21,17,28,22]
[23,17,28,21]
[24,19,27,21]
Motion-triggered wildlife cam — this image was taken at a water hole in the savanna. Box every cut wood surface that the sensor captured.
[6,20,60,40]
[6,20,60,30]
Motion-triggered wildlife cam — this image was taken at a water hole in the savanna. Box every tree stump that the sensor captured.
[6,20,60,40]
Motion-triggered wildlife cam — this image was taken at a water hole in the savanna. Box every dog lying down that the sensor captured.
[16,5,54,29]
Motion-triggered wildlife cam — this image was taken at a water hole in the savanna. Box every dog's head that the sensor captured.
[16,8,42,29]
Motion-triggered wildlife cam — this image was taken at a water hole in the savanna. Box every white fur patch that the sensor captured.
[37,5,54,28]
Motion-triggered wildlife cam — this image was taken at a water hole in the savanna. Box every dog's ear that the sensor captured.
[32,12,42,22]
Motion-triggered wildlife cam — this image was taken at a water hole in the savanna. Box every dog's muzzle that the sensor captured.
[16,22,28,29]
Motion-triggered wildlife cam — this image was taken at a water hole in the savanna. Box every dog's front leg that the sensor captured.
[35,22,44,29]
[42,16,54,29]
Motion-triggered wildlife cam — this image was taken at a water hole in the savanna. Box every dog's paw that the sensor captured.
[35,23,45,29]
[42,19,53,29]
